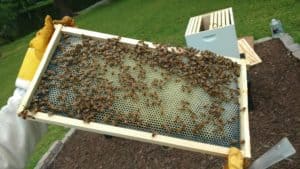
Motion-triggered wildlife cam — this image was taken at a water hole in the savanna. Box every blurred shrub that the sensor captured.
[0,0,101,45]
[65,0,100,11]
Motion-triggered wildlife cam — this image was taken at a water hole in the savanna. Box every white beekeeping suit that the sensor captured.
[0,15,75,169]
[0,85,47,169]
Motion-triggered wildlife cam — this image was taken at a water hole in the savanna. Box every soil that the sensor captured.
[249,39,300,168]
[48,131,224,169]
[47,39,300,169]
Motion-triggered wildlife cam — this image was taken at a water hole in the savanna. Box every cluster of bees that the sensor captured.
[28,33,241,141]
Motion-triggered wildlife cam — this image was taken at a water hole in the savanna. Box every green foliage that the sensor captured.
[65,0,100,11]
[0,0,36,25]
[0,3,16,26]
[0,1,23,41]
[0,0,50,42]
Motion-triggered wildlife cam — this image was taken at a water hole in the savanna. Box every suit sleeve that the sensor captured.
[0,88,47,169]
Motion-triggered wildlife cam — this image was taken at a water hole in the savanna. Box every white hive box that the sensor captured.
[185,7,240,58]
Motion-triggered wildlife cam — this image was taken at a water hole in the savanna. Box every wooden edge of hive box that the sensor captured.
[17,24,251,158]
[185,7,240,58]
[238,38,262,66]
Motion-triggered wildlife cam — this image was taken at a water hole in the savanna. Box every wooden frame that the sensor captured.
[18,25,251,158]
[185,16,202,36]
[238,38,262,66]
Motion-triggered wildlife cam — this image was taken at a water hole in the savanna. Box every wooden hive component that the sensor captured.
[238,38,262,66]
[185,7,240,58]
[18,25,251,158]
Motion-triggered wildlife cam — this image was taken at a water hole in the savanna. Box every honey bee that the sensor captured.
[18,110,35,120]
[111,120,117,126]
[46,110,54,116]
[160,107,165,116]
[46,70,56,76]
[230,139,239,145]
[175,78,181,83]
[240,140,245,144]
[102,115,110,123]
[181,100,190,106]
[18,110,29,119]
[190,113,197,122]
[240,107,246,112]
[174,115,180,123]
[177,107,186,112]
[152,131,158,137]
[161,124,170,133]
[174,127,182,133]
[181,124,187,131]
[192,122,205,134]
[142,92,147,97]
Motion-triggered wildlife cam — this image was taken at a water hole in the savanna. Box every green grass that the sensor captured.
[25,125,68,169]
[0,34,32,106]
[0,0,299,168]
[75,0,300,45]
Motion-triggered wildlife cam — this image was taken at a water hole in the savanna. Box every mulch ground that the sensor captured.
[47,39,300,169]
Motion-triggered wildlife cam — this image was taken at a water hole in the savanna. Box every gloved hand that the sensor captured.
[18,15,75,85]
[0,15,75,169]
[53,16,75,26]
[224,147,244,169]
[17,15,54,87]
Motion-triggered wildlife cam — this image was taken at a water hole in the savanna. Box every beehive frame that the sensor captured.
[17,24,251,158]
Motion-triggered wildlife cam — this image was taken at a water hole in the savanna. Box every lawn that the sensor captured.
[0,0,298,168]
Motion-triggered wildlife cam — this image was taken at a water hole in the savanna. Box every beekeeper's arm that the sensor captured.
[0,15,74,169]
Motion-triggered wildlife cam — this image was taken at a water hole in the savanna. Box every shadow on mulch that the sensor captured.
[47,39,300,169]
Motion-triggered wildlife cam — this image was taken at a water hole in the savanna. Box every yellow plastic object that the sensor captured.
[225,147,244,169]
[17,15,54,81]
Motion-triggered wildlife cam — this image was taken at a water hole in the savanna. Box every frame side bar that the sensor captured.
[239,59,251,158]
[17,24,63,114]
